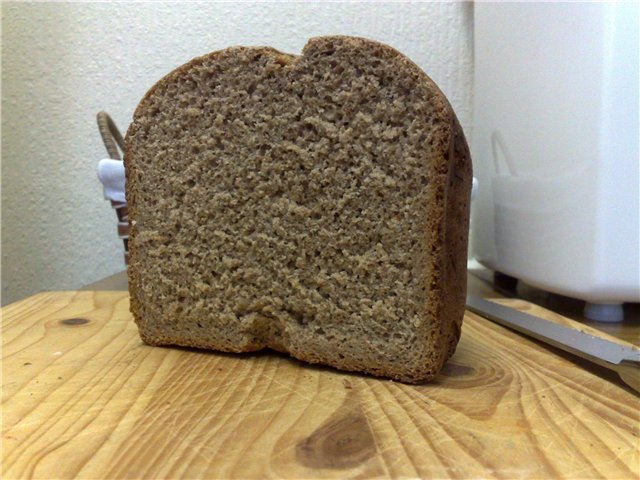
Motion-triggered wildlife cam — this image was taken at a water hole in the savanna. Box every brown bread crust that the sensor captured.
[125,36,471,383]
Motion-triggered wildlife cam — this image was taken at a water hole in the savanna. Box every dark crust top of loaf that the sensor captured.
[125,36,471,383]
[132,36,453,122]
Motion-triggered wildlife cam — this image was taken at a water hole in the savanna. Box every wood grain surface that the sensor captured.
[2,291,639,479]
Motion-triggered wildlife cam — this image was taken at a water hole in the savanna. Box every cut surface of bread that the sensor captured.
[125,36,471,383]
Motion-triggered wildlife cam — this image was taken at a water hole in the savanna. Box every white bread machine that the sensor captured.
[471,2,639,321]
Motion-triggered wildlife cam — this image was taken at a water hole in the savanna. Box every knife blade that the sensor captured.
[466,294,640,394]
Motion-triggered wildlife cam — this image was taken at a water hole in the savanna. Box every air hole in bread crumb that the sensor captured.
[290,311,305,325]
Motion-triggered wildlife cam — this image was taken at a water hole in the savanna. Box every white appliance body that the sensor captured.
[471,2,639,306]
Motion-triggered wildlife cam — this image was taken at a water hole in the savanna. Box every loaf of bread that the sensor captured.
[125,36,471,383]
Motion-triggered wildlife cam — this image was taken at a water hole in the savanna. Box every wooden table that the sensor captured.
[2,273,639,479]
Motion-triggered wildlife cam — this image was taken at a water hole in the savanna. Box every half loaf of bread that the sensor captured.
[125,36,472,383]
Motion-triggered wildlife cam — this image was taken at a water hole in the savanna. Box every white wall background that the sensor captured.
[1,1,473,305]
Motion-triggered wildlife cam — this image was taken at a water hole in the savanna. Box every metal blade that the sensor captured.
[466,295,640,369]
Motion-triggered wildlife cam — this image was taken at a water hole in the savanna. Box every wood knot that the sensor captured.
[296,407,376,469]
[60,318,90,326]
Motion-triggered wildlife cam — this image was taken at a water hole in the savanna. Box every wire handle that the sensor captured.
[97,111,125,160]
[491,130,518,177]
